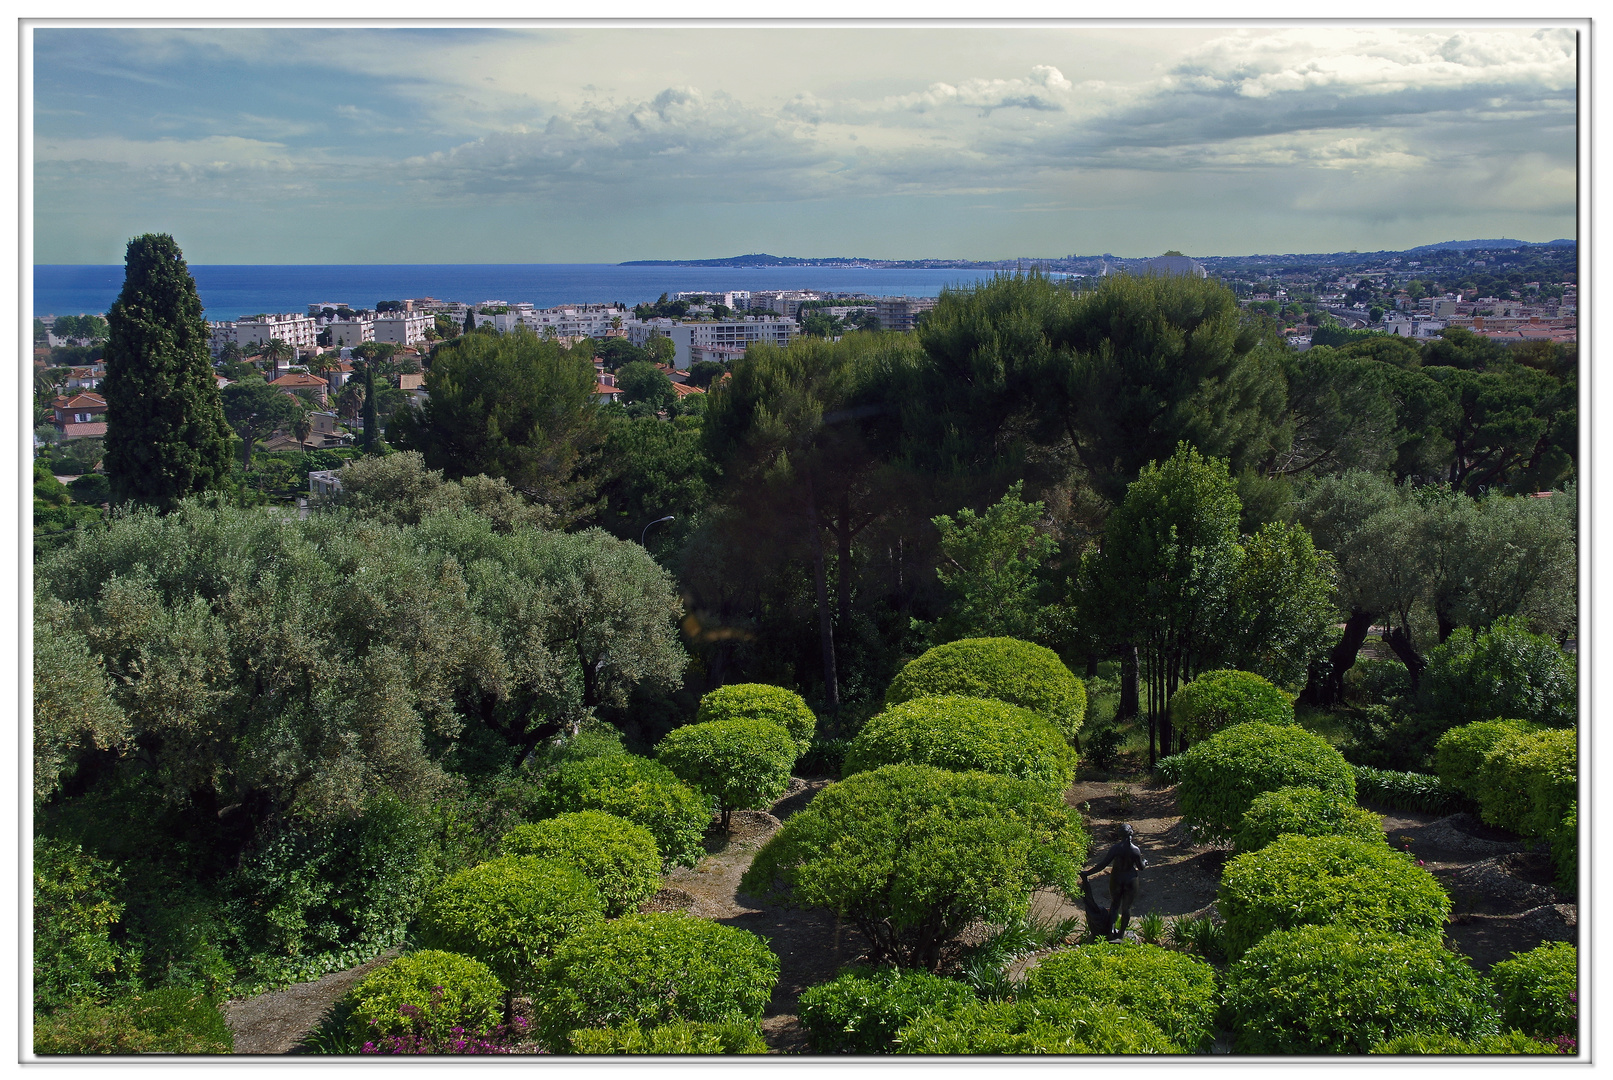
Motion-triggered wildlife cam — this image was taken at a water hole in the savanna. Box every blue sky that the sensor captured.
[31,25,1579,263]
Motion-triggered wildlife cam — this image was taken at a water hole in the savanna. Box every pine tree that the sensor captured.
[101,234,233,510]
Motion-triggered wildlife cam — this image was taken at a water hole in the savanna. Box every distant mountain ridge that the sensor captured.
[1406,239,1575,252]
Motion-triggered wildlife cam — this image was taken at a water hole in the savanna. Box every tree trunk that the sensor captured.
[1306,611,1376,706]
[805,477,839,714]
[837,492,853,633]
[1118,645,1139,719]
[1435,609,1458,645]
[1383,625,1426,689]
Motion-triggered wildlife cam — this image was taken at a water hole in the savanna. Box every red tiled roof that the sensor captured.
[670,381,706,397]
[270,373,329,387]
[61,392,106,409]
[595,382,624,397]
[59,421,107,438]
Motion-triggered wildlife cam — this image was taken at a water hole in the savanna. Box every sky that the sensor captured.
[30,24,1580,264]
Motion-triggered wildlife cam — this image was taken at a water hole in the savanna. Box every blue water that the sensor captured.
[33,264,1006,321]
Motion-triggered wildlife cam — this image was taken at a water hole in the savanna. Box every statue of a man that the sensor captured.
[1081,822,1148,940]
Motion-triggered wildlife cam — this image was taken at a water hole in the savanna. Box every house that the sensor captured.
[309,469,344,501]
[595,380,625,404]
[53,392,107,440]
[65,364,104,391]
[269,371,330,406]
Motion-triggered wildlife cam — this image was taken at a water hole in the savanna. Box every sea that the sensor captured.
[32,264,1013,321]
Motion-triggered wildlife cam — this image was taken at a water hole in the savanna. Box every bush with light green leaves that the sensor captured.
[1434,719,1544,800]
[797,966,974,1054]
[656,718,797,831]
[533,755,714,870]
[1168,669,1294,742]
[1472,725,1576,838]
[842,695,1077,796]
[894,998,1181,1054]
[1370,1030,1555,1055]
[499,811,662,916]
[694,683,818,752]
[884,637,1086,743]
[1219,834,1450,959]
[1019,942,1219,1051]
[568,1020,767,1054]
[344,950,506,1042]
[1490,942,1576,1040]
[1174,721,1355,841]
[1233,785,1386,854]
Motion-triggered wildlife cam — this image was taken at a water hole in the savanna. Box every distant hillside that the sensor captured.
[1408,239,1575,252]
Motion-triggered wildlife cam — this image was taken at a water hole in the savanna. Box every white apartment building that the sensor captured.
[664,319,799,369]
[208,313,318,356]
[372,310,432,347]
[874,296,939,332]
[674,290,751,310]
[749,290,824,317]
[326,318,375,348]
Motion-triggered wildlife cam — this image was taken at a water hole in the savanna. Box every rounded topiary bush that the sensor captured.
[1174,722,1356,841]
[415,857,604,995]
[1019,942,1219,1051]
[842,695,1077,796]
[884,638,1086,743]
[1434,719,1544,799]
[1168,669,1294,742]
[695,683,818,751]
[1371,1030,1555,1055]
[797,966,975,1054]
[894,999,1180,1054]
[1473,725,1576,838]
[568,1020,768,1055]
[345,950,506,1042]
[1233,786,1386,853]
[1219,834,1451,960]
[533,912,779,1051]
[1490,942,1576,1040]
[1224,925,1499,1054]
[656,718,798,831]
[534,755,714,870]
[499,811,662,916]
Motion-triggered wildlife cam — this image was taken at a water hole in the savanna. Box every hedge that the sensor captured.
[1222,925,1500,1054]
[1218,834,1450,958]
[694,683,818,751]
[568,1020,768,1054]
[884,638,1086,743]
[842,695,1077,796]
[1351,764,1472,815]
[1233,786,1386,853]
[1552,802,1576,893]
[797,966,974,1053]
[533,755,714,870]
[1472,725,1576,838]
[533,913,778,1051]
[1434,719,1544,799]
[345,950,505,1042]
[740,764,1089,971]
[499,811,662,916]
[1370,1030,1557,1055]
[657,718,798,830]
[1490,942,1577,1040]
[1174,722,1355,840]
[1019,942,1219,1051]
[32,988,234,1055]
[1168,669,1293,742]
[894,998,1181,1054]
[415,857,604,995]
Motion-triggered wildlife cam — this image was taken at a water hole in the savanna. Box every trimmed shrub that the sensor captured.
[694,683,818,751]
[345,950,505,1042]
[894,998,1181,1054]
[842,695,1077,795]
[1419,617,1576,731]
[740,765,1089,971]
[33,988,234,1055]
[1473,725,1576,837]
[1371,1030,1556,1054]
[1219,834,1450,958]
[1552,802,1576,893]
[33,838,138,1011]
[1019,942,1218,1050]
[656,719,797,831]
[1168,669,1293,742]
[1490,942,1576,1039]
[884,638,1086,743]
[568,1020,768,1054]
[533,755,714,870]
[1223,925,1500,1054]
[1174,722,1355,841]
[534,913,778,1051]
[499,811,661,916]
[797,966,974,1053]
[1233,786,1386,853]
[1435,719,1545,799]
[1352,764,1472,815]
[415,857,604,995]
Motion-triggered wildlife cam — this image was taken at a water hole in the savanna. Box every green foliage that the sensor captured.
[1224,521,1340,687]
[930,481,1058,642]
[568,1019,768,1054]
[1219,834,1451,959]
[740,764,1089,970]
[1370,1029,1556,1054]
[221,376,300,470]
[884,637,1086,743]
[1419,617,1577,730]
[499,811,662,916]
[1019,942,1219,1050]
[1472,725,1576,837]
[797,966,974,1053]
[33,987,233,1055]
[33,838,139,1010]
[1234,785,1386,853]
[616,360,676,410]
[534,913,778,1050]
[102,234,234,510]
[656,718,797,830]
[1223,925,1500,1054]
[1351,765,1472,815]
[1174,722,1356,840]
[331,450,558,531]
[797,736,850,778]
[1434,719,1544,799]
[32,596,129,806]
[843,695,1076,796]
[894,998,1182,1054]
[1489,942,1576,1040]
[1551,801,1576,894]
[344,950,506,1041]
[1168,669,1293,741]
[415,856,605,995]
[694,683,818,751]
[534,755,713,870]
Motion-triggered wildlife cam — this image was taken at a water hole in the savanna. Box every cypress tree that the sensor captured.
[102,234,233,510]
[464,305,476,335]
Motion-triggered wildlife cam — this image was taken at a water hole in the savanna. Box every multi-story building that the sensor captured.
[208,313,318,356]
[326,318,375,348]
[53,392,107,440]
[663,318,798,369]
[873,296,939,333]
[372,311,432,347]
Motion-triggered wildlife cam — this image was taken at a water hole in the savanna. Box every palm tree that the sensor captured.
[294,412,313,455]
[262,338,294,377]
[335,382,365,422]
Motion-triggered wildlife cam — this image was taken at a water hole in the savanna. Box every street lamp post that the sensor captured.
[641,515,675,547]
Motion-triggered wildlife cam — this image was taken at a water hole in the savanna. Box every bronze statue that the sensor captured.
[1081,822,1148,941]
